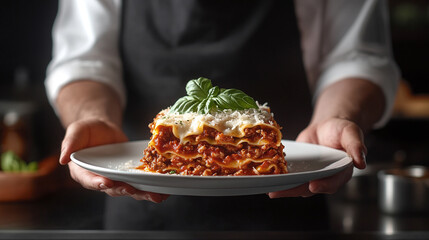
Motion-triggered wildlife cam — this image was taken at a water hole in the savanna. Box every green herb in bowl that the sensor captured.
[0,151,38,172]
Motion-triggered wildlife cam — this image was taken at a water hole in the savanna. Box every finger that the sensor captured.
[296,127,318,144]
[60,120,128,165]
[68,162,114,190]
[98,180,169,203]
[60,123,90,165]
[100,181,136,197]
[268,183,314,198]
[308,165,354,194]
[103,186,168,203]
[69,162,169,203]
[341,124,367,169]
[130,192,170,203]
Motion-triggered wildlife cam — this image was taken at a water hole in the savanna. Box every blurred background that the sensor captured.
[1,0,428,165]
[0,0,61,162]
[0,0,428,235]
[1,0,427,167]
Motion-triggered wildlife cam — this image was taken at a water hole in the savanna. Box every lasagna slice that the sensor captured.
[137,78,287,176]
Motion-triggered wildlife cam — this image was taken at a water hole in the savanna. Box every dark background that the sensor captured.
[0,0,429,235]
[0,0,61,159]
[0,0,428,161]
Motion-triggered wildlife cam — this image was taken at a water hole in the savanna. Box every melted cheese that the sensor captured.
[154,105,278,142]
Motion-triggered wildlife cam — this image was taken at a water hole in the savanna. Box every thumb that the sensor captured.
[296,126,318,144]
[341,124,367,169]
[59,123,90,165]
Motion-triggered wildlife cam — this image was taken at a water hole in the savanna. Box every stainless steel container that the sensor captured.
[378,166,429,214]
[341,164,385,201]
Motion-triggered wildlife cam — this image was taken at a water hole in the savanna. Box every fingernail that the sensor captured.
[147,195,155,202]
[59,152,65,164]
[360,150,367,168]
[309,184,321,194]
[267,193,277,199]
[99,183,108,190]
[122,188,135,195]
[147,195,157,203]
[310,187,319,194]
[161,194,169,202]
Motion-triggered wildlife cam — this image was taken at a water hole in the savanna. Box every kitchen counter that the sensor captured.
[1,230,429,240]
[1,119,428,239]
[1,179,429,239]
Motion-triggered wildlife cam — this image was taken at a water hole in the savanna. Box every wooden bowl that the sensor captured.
[0,155,64,202]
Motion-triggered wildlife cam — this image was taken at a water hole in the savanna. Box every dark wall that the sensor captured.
[390,0,429,93]
[368,0,429,168]
[0,0,427,160]
[0,0,58,88]
[0,0,62,159]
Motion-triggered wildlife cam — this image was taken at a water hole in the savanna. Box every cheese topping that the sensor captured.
[155,105,276,141]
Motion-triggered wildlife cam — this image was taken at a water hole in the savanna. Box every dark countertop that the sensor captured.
[1,119,428,239]
[1,230,429,240]
[1,178,429,239]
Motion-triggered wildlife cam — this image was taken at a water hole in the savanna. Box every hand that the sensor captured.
[60,118,169,203]
[268,117,366,198]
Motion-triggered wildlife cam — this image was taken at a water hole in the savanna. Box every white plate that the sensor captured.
[71,140,352,196]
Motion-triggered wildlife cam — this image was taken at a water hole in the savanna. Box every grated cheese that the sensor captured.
[155,104,276,141]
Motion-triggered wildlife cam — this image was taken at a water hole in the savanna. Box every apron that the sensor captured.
[106,0,325,230]
[121,0,312,140]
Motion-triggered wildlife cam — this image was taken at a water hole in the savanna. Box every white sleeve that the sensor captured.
[45,0,125,110]
[296,0,400,128]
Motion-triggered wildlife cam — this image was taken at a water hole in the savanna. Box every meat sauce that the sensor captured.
[139,125,287,176]
[152,126,282,160]
[139,145,286,175]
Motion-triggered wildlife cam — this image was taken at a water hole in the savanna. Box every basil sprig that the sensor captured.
[0,151,38,172]
[170,77,258,114]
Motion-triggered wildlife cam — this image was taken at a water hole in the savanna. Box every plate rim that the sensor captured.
[70,140,352,179]
[70,140,353,195]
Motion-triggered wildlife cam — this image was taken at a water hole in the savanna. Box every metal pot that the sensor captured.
[378,166,429,214]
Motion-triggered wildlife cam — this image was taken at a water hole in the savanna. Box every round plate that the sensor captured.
[70,140,352,196]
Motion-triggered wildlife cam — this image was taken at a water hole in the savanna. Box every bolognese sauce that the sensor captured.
[139,117,287,176]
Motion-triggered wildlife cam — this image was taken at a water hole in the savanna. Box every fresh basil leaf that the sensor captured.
[170,77,258,114]
[205,98,217,113]
[207,86,220,98]
[197,99,208,114]
[170,96,200,113]
[214,89,258,110]
[186,77,212,101]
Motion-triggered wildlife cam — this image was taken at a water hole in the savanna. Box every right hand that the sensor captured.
[60,118,169,203]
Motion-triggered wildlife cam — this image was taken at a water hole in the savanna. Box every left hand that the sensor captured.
[61,118,169,203]
[268,117,366,198]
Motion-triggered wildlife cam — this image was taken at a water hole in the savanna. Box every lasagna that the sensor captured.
[137,79,287,176]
